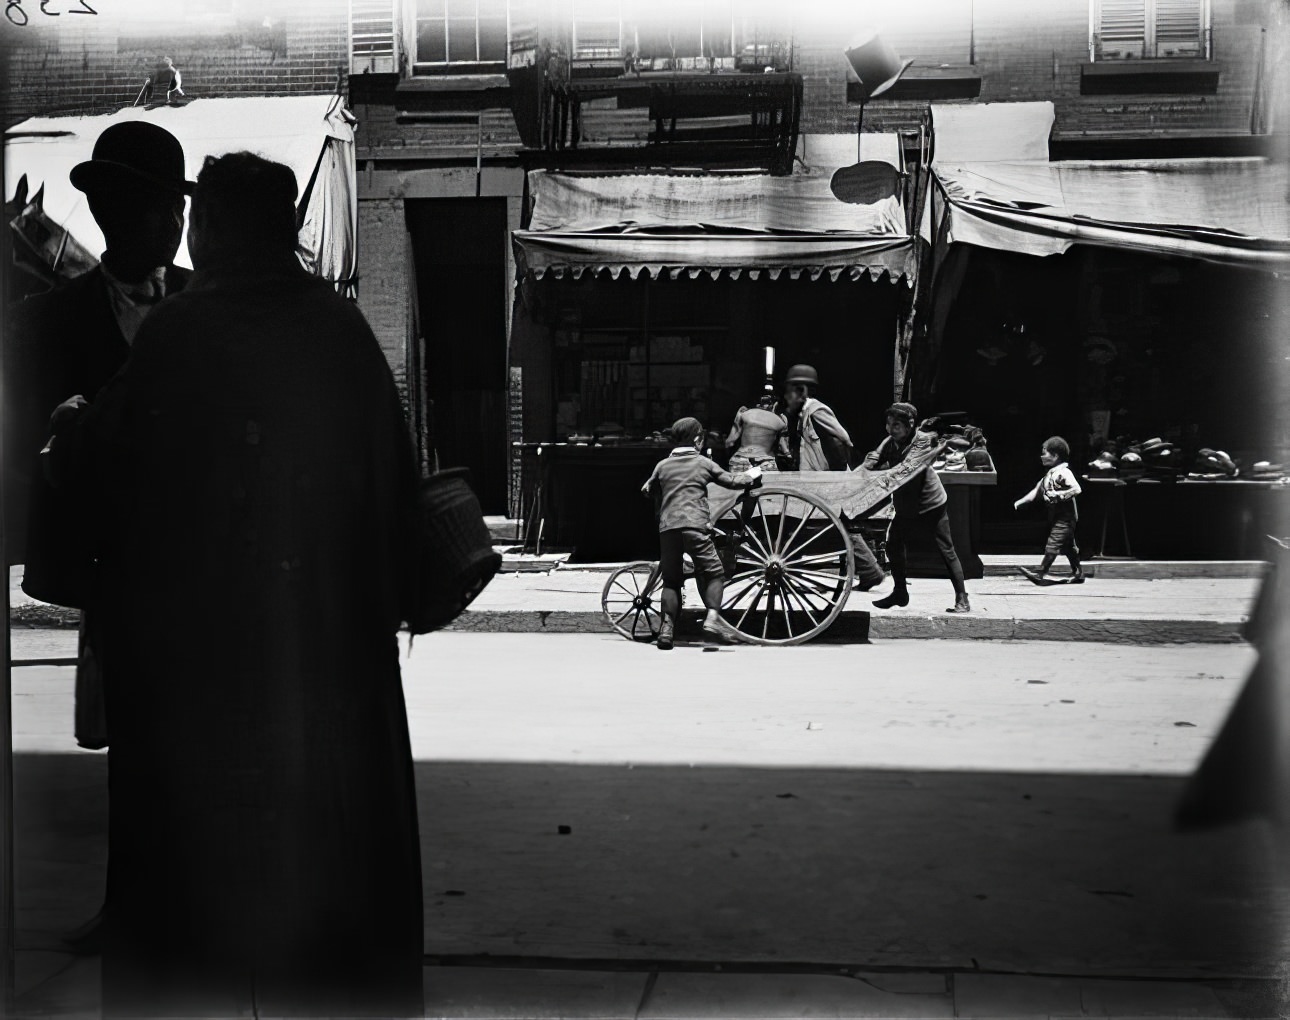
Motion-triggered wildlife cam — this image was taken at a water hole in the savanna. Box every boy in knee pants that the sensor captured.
[642,417,759,649]
[1014,436,1084,584]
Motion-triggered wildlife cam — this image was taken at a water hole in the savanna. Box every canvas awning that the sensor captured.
[513,166,915,284]
[929,157,1290,268]
[5,95,357,288]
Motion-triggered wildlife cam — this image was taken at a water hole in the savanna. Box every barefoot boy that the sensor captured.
[1014,435,1084,585]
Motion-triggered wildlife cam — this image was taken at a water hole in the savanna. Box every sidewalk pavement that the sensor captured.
[8,559,1265,655]
[12,957,1283,1018]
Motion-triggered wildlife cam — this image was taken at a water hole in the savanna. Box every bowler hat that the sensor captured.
[785,364,819,387]
[71,122,194,196]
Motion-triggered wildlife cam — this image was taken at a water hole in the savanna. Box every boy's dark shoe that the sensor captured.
[1069,571,1085,584]
[1018,567,1059,586]
[872,589,910,609]
[657,617,675,650]
[946,592,972,613]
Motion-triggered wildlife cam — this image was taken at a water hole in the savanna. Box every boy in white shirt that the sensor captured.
[1014,435,1084,585]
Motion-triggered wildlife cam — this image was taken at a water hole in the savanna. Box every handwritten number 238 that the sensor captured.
[7,0,99,24]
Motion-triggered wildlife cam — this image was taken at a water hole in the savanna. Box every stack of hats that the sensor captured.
[1087,449,1119,477]
[1139,437,1182,480]
[1190,448,1239,479]
[931,419,991,472]
[1118,449,1145,480]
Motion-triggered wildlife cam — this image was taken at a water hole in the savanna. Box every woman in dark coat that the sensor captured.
[56,153,423,1017]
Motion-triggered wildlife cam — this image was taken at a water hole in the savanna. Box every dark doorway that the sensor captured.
[406,198,509,514]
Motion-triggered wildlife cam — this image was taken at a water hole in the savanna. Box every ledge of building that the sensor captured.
[1049,131,1277,159]
[848,66,982,103]
[1080,59,1220,95]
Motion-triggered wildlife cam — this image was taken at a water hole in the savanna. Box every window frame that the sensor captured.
[411,0,510,74]
[1089,0,1211,62]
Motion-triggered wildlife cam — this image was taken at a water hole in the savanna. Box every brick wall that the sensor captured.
[1,0,348,126]
[356,197,413,402]
[795,0,1270,141]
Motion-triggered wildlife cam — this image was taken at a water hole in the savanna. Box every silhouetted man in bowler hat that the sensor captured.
[3,119,194,953]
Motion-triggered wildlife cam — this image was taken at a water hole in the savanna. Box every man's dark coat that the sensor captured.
[60,261,424,1017]
[3,264,190,564]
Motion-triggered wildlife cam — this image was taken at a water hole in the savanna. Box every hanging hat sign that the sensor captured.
[830,162,902,205]
[843,30,914,102]
[832,30,913,205]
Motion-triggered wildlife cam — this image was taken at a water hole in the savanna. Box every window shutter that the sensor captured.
[1154,0,1204,57]
[352,0,397,72]
[573,0,621,59]
[1097,0,1146,59]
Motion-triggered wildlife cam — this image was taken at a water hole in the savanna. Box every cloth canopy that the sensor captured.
[930,102,1055,164]
[930,157,1290,268]
[513,164,914,284]
[5,96,357,288]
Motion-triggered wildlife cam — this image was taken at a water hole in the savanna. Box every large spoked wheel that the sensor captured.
[601,560,665,642]
[711,487,854,645]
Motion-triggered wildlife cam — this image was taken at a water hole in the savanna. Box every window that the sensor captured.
[1092,0,1209,60]
[415,0,508,68]
[352,0,397,73]
[570,0,786,73]
[573,0,623,60]
[634,0,734,69]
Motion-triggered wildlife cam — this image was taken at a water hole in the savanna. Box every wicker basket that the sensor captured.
[409,468,502,634]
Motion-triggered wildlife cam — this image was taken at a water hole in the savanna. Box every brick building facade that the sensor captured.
[0,0,348,128]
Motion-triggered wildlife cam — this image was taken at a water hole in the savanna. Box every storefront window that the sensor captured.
[553,327,720,440]
[1091,0,1209,60]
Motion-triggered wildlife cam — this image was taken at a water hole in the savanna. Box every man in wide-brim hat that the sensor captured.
[3,118,196,954]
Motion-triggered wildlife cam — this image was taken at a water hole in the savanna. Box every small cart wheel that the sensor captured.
[601,560,665,642]
[711,486,854,645]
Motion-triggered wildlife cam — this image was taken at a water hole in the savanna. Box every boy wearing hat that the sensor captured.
[782,363,853,471]
[863,402,971,613]
[642,417,760,649]
[1014,435,1084,585]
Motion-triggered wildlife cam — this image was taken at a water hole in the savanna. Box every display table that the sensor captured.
[1082,476,1289,560]
[901,469,996,580]
[519,443,670,563]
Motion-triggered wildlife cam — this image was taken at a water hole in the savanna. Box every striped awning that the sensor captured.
[513,168,915,285]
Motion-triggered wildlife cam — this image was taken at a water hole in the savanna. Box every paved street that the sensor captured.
[12,634,1288,998]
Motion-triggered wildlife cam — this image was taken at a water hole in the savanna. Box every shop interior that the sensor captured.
[925,245,1290,553]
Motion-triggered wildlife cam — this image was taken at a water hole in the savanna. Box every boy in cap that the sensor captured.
[1013,435,1084,584]
[642,417,760,649]
[864,402,971,613]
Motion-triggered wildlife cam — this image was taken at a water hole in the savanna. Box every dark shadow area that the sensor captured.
[14,752,1286,988]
